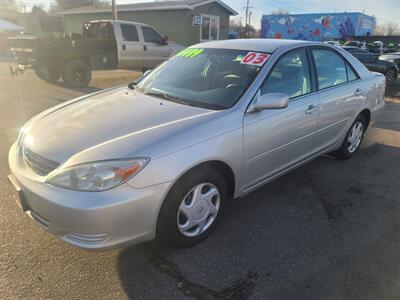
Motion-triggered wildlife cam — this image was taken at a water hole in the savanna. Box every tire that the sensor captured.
[332,114,366,160]
[62,59,91,88]
[34,65,49,81]
[34,65,60,83]
[385,68,397,84]
[47,67,60,83]
[157,165,227,247]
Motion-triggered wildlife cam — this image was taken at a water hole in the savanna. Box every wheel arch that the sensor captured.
[62,55,92,69]
[154,159,236,241]
[359,108,371,129]
[168,160,236,201]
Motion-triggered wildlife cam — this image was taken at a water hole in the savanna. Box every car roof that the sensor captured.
[190,38,312,53]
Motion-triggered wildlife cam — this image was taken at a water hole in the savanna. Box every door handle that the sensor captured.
[122,44,126,51]
[305,105,318,115]
[354,88,362,96]
[144,45,147,51]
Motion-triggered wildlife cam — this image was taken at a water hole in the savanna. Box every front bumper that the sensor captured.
[8,143,171,250]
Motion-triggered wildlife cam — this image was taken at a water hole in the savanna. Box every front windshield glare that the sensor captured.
[136,48,266,110]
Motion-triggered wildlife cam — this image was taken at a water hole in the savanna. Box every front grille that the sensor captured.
[23,147,59,176]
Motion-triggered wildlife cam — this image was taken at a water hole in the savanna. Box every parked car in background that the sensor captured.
[344,40,367,50]
[324,41,341,47]
[368,41,386,55]
[8,39,386,250]
[343,46,398,84]
[9,20,184,88]
[379,52,400,69]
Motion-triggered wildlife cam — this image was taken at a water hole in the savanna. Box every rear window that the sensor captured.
[83,22,113,40]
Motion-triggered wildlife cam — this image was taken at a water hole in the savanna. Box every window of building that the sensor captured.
[201,15,219,41]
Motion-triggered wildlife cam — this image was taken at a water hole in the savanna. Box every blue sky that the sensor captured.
[19,0,400,28]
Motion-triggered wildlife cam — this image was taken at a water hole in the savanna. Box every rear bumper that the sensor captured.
[8,143,171,250]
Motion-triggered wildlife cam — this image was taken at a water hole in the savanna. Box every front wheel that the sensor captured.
[34,65,60,82]
[157,166,227,247]
[332,114,366,160]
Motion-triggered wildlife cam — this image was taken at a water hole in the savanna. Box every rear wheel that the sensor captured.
[332,114,365,160]
[62,59,91,88]
[157,166,227,247]
[385,68,397,84]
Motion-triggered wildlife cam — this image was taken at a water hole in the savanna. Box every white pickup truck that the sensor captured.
[10,19,184,87]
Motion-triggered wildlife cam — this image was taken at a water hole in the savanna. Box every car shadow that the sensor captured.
[116,142,400,299]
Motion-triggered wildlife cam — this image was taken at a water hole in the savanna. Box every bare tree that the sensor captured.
[374,22,400,36]
[270,8,290,15]
[229,17,257,38]
[374,25,385,36]
[385,21,399,35]
[0,0,20,15]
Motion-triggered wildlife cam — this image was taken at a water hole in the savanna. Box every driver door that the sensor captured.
[140,26,171,69]
[243,48,319,191]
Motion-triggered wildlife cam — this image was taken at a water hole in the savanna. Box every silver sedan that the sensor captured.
[8,39,386,250]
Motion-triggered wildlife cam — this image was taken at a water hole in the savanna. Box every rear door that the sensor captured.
[243,48,319,191]
[310,47,363,153]
[139,25,172,69]
[116,23,144,69]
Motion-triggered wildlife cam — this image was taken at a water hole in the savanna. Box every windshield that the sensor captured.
[136,48,266,110]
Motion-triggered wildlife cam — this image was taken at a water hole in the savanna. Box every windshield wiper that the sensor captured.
[127,81,137,90]
[145,89,192,106]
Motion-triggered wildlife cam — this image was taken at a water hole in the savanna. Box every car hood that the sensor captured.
[23,87,218,165]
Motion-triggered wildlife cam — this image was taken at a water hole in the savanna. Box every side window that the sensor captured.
[142,26,162,43]
[346,64,358,81]
[120,24,139,42]
[312,49,347,90]
[260,49,311,99]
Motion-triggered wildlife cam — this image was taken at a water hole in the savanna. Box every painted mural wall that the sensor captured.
[261,13,375,41]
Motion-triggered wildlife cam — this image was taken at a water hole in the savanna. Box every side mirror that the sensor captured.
[157,37,168,46]
[251,92,289,112]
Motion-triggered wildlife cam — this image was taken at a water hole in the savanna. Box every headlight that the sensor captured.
[46,158,149,191]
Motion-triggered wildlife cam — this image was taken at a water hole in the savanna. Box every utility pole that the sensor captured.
[248,11,252,37]
[243,0,253,38]
[112,0,117,20]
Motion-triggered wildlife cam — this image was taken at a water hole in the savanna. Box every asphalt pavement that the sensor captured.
[0,62,399,300]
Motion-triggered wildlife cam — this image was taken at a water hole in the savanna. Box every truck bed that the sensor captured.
[9,36,118,70]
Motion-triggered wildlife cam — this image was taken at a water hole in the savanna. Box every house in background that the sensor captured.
[57,0,237,46]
